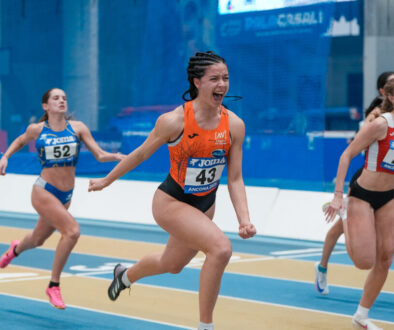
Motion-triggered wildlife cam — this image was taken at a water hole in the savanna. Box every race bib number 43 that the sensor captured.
[184,157,226,194]
[45,143,78,160]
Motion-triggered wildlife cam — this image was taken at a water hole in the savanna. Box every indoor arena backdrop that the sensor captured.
[0,0,364,190]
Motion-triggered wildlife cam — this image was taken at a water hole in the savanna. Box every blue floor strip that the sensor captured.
[0,294,186,330]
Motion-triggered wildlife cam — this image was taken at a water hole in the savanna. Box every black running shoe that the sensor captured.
[108,263,128,301]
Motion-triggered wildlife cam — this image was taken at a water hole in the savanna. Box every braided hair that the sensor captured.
[182,51,226,101]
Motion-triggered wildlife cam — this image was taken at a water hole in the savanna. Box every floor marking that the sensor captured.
[119,283,394,325]
[1,275,393,326]
[0,272,38,280]
[271,248,325,255]
[70,262,135,273]
[2,261,393,294]
[226,256,276,264]
[0,291,194,329]
[1,217,393,328]
[187,255,275,267]
[0,273,73,283]
[76,270,118,277]
[0,263,73,274]
[277,251,348,259]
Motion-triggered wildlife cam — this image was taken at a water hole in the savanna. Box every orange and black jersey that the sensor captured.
[168,101,231,196]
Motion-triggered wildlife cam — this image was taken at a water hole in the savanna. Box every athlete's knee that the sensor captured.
[211,238,232,264]
[63,223,80,242]
[376,251,393,270]
[167,263,185,274]
[346,240,375,269]
[69,227,80,242]
[160,256,188,274]
[352,254,375,270]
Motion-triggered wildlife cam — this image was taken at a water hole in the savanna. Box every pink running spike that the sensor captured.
[46,286,66,309]
[0,240,20,268]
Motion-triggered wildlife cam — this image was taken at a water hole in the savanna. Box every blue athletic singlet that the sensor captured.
[35,121,80,168]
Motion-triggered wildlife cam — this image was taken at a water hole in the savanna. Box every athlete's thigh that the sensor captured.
[345,196,376,251]
[152,189,229,254]
[31,185,77,233]
[375,199,394,256]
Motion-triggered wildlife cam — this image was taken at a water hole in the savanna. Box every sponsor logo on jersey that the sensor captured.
[65,193,72,202]
[185,181,219,193]
[215,130,226,140]
[189,159,200,166]
[212,130,228,145]
[45,136,76,145]
[188,157,226,168]
[211,149,226,157]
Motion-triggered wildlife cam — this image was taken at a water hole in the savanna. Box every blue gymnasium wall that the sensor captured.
[0,0,363,190]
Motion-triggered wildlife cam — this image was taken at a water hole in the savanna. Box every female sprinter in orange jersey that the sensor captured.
[88,51,256,330]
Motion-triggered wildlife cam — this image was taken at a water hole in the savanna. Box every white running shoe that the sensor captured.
[352,313,382,330]
[322,196,348,221]
[314,262,329,295]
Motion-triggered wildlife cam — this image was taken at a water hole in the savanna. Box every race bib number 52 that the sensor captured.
[45,143,78,160]
[184,157,226,194]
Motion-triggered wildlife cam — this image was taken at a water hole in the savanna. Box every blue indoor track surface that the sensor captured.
[0,211,393,330]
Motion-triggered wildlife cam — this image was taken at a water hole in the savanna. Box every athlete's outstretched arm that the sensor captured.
[324,117,388,221]
[88,110,182,191]
[72,121,125,162]
[0,124,41,175]
[226,112,256,239]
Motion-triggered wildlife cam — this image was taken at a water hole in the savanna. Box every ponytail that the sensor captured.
[39,111,48,122]
[364,96,383,117]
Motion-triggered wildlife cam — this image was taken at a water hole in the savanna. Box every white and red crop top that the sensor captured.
[364,112,394,173]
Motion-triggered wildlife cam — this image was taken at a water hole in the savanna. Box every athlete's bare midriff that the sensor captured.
[357,169,394,191]
[40,166,76,191]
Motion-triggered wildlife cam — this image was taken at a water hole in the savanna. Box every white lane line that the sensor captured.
[0,272,38,280]
[0,291,194,329]
[277,251,348,259]
[271,248,324,255]
[0,273,73,283]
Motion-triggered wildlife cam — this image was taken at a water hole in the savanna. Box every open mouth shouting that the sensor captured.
[213,92,224,103]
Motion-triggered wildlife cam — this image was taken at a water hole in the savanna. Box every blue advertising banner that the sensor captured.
[216,1,361,135]
[218,4,330,42]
